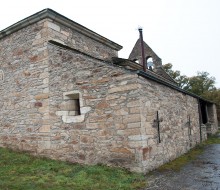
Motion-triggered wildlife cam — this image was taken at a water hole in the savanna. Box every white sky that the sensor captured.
[1,0,220,87]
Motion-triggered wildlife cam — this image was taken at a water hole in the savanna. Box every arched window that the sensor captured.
[146,57,154,70]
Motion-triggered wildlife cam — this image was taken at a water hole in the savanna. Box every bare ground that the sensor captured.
[143,137,220,190]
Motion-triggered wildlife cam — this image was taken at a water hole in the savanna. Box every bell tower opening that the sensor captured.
[146,57,154,70]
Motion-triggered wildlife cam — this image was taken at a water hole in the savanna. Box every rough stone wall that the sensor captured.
[207,104,219,134]
[0,17,122,155]
[48,43,143,171]
[128,39,176,85]
[47,43,204,173]
[129,39,162,68]
[45,19,118,61]
[0,19,50,152]
[136,77,202,172]
[0,17,211,173]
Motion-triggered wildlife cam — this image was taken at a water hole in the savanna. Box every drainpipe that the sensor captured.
[138,28,147,72]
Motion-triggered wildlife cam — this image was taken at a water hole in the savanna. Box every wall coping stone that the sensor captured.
[0,9,122,51]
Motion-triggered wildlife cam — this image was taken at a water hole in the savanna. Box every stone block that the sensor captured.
[39,72,49,79]
[80,135,94,143]
[127,122,141,128]
[123,114,141,124]
[96,100,109,109]
[86,123,99,129]
[39,106,48,113]
[117,128,141,136]
[61,30,70,36]
[115,108,129,116]
[62,115,85,123]
[34,102,42,107]
[143,147,152,160]
[91,77,110,84]
[127,101,140,108]
[38,140,51,150]
[108,84,140,94]
[115,123,126,130]
[56,111,69,116]
[43,78,49,84]
[129,107,140,114]
[35,93,49,100]
[39,125,50,132]
[128,135,148,141]
[80,107,91,114]
[48,22,60,32]
[106,94,119,100]
[110,147,133,155]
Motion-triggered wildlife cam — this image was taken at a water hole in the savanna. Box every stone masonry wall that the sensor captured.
[137,77,202,172]
[0,17,121,155]
[0,17,209,173]
[47,43,143,171]
[47,42,205,172]
[0,19,50,152]
[206,103,219,134]
[45,19,118,61]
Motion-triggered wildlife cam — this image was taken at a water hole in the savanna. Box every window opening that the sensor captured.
[64,93,80,116]
[56,90,91,124]
[200,102,208,124]
[146,57,154,70]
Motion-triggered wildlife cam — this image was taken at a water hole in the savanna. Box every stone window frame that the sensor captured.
[56,90,91,123]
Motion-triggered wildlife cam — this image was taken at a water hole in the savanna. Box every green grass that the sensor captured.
[0,148,146,190]
[157,130,220,172]
[204,132,220,145]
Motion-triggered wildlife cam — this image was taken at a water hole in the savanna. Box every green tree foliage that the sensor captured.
[187,72,216,96]
[202,89,220,104]
[163,63,219,102]
[163,63,189,89]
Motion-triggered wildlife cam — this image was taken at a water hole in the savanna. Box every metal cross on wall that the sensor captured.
[188,115,191,136]
[154,111,162,143]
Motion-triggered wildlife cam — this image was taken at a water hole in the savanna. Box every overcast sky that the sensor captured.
[1,0,220,87]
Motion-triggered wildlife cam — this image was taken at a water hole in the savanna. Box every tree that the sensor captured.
[163,63,189,89]
[187,72,216,96]
[163,63,220,121]
[202,89,220,104]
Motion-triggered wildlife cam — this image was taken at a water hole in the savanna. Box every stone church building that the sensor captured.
[0,9,218,173]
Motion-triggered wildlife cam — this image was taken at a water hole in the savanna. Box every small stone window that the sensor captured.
[56,90,91,124]
[63,93,81,116]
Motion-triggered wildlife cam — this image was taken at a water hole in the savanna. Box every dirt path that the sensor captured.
[143,142,220,189]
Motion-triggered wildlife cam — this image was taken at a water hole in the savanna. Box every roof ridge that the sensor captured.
[0,9,122,51]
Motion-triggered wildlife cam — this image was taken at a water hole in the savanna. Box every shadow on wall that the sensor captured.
[217,106,220,126]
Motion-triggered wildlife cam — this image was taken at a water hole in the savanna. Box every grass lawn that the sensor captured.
[0,148,146,190]
[157,130,220,172]
[1,131,219,189]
